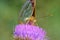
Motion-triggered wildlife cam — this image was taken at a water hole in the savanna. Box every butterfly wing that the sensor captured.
[18,1,33,23]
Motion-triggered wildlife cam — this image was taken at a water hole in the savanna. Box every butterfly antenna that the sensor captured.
[39,14,53,18]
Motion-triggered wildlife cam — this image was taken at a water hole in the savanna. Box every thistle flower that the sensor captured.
[14,24,46,40]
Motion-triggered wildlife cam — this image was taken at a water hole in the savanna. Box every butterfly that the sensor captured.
[18,0,36,25]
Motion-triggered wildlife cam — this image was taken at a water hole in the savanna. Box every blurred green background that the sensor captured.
[0,0,60,40]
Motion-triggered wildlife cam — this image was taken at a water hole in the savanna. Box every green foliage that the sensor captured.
[0,0,60,40]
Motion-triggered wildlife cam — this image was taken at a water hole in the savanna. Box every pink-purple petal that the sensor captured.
[14,24,46,40]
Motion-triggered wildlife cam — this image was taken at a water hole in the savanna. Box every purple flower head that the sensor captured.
[14,24,46,40]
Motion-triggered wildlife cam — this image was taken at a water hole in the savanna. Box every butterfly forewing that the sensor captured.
[19,0,33,23]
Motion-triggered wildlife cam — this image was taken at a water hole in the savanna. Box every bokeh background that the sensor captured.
[0,0,60,40]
